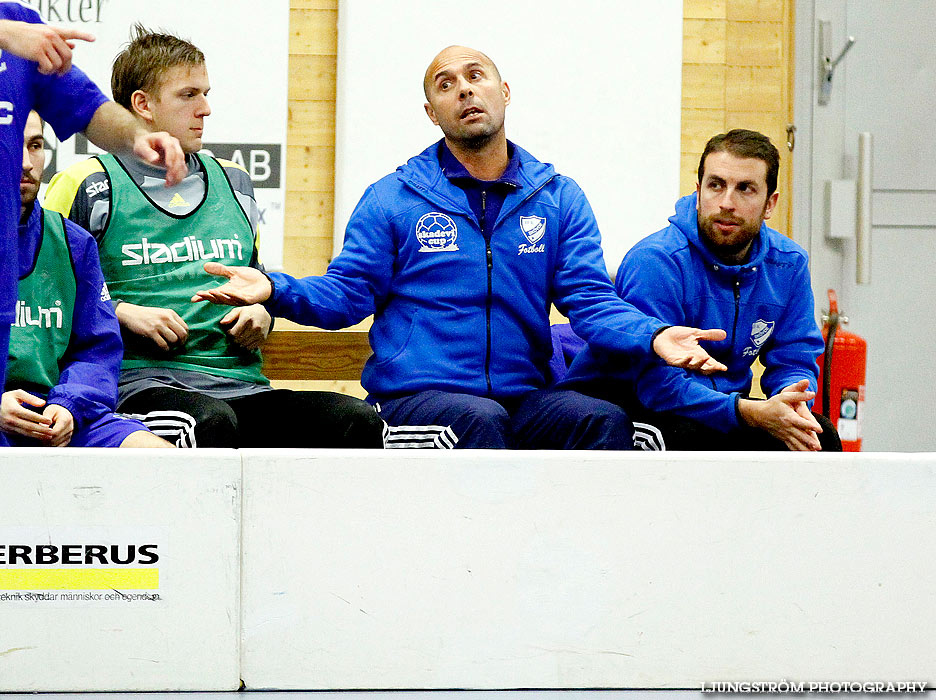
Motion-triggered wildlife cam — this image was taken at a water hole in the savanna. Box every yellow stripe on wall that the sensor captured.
[0,568,159,590]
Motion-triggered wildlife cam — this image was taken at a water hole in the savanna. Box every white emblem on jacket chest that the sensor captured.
[416,212,459,252]
[520,215,546,243]
[742,319,775,357]
[518,215,546,255]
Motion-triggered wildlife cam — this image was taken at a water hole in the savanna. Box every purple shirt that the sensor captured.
[438,140,522,238]
[1,1,108,324]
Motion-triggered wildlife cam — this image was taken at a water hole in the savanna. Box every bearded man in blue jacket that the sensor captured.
[563,129,841,452]
[1,111,171,448]
[192,46,727,449]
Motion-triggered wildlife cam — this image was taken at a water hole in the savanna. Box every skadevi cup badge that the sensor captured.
[0,527,165,607]
[416,212,459,252]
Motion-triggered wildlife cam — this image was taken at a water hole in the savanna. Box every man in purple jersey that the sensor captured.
[0,3,185,445]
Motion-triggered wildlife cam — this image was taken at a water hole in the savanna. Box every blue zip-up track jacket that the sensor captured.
[267,141,664,399]
[564,192,823,431]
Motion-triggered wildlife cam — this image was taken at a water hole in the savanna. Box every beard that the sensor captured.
[446,121,501,151]
[460,130,497,150]
[697,209,764,263]
[20,179,39,215]
[440,106,505,152]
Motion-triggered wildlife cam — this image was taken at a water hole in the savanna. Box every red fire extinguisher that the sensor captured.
[815,289,867,451]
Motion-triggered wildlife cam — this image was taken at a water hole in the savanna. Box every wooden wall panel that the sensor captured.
[278,2,351,390]
[287,101,336,147]
[725,66,785,110]
[683,19,728,63]
[681,0,794,234]
[684,0,727,19]
[680,153,703,199]
[284,191,332,236]
[726,21,782,65]
[682,109,730,156]
[283,4,337,282]
[288,8,338,55]
[682,64,727,109]
[287,55,336,102]
[291,0,337,8]
[726,0,784,20]
[285,145,335,192]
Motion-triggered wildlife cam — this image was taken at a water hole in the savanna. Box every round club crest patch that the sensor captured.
[416,212,459,252]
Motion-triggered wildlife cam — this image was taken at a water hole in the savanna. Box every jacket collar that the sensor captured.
[397,139,557,220]
[438,140,524,189]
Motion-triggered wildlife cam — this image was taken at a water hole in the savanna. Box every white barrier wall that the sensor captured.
[2,450,934,690]
[241,451,936,689]
[0,449,241,692]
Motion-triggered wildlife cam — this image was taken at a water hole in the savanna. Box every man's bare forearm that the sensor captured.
[82,102,186,184]
[82,101,146,156]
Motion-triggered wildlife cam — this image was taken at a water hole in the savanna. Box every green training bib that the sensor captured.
[96,153,267,385]
[7,210,77,394]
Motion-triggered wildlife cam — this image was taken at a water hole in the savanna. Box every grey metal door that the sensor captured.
[796,0,936,450]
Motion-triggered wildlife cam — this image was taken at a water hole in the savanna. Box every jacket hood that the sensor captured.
[669,192,771,271]
[396,139,558,203]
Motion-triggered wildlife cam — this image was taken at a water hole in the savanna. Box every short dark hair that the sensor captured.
[698,129,780,197]
[111,24,204,109]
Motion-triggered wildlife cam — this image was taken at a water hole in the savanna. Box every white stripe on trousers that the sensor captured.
[384,424,458,449]
[118,409,198,448]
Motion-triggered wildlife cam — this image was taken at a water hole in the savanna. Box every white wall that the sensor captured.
[240,450,936,689]
[0,449,241,692]
[4,449,934,690]
[334,1,683,272]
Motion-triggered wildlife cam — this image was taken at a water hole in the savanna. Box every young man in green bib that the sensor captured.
[0,110,171,447]
[45,27,384,449]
